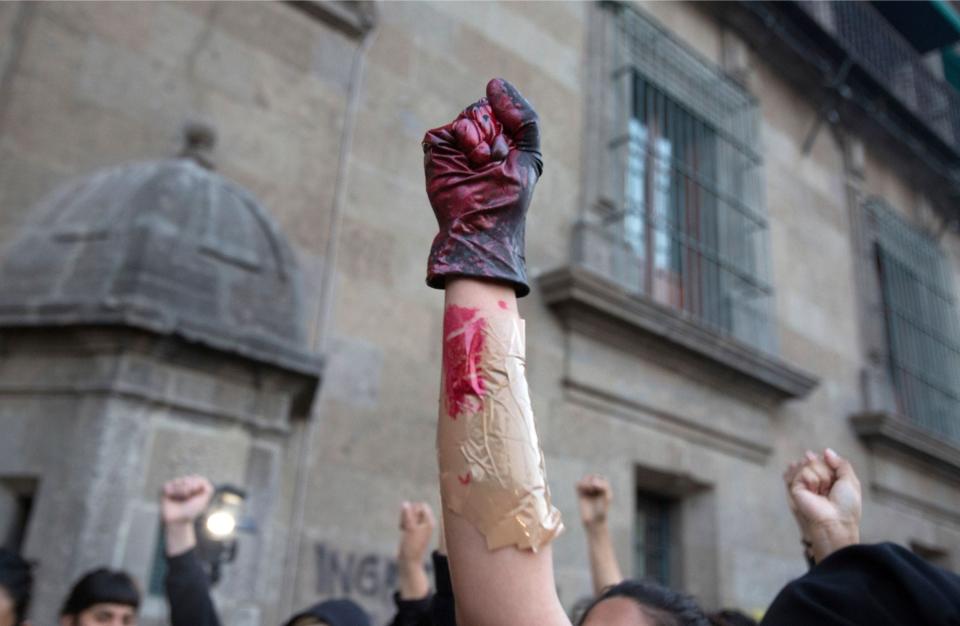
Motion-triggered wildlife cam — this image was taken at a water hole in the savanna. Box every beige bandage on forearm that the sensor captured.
[438,310,563,551]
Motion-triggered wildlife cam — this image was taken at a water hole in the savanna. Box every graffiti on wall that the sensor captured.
[314,542,433,613]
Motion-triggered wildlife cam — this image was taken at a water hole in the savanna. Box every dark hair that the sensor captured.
[708,609,758,626]
[578,579,710,626]
[0,549,33,624]
[282,598,371,626]
[60,568,140,616]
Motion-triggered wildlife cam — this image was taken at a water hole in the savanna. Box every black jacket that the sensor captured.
[388,552,456,626]
[762,542,960,626]
[164,548,222,626]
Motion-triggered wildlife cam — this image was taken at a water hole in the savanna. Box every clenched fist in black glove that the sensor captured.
[423,78,543,296]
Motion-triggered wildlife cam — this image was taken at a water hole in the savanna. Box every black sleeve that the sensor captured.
[761,542,960,626]
[429,552,456,626]
[164,548,222,626]
[387,591,433,626]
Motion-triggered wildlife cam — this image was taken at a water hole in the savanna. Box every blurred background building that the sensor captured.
[1,1,959,623]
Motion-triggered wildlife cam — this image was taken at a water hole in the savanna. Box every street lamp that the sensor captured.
[196,484,252,585]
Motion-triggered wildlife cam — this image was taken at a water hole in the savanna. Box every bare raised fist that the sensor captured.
[784,449,861,563]
[576,474,613,529]
[161,475,214,527]
[398,501,436,565]
[423,78,543,296]
[396,501,435,600]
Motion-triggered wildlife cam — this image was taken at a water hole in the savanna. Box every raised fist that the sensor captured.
[423,78,543,297]
[161,475,214,526]
[784,449,861,562]
[397,501,436,565]
[576,474,612,529]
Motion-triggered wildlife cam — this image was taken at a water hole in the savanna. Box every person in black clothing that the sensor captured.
[389,501,435,626]
[161,474,221,626]
[161,474,387,626]
[388,501,456,626]
[59,568,140,626]
[762,448,960,626]
[0,549,32,626]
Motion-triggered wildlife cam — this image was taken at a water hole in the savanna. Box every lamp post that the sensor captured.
[196,484,252,585]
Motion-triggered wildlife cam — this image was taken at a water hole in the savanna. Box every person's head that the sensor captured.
[708,609,757,626]
[282,598,370,626]
[0,549,33,626]
[579,579,710,626]
[59,569,139,626]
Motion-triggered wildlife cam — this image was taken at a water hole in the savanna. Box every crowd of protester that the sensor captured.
[3,78,960,626]
[1,447,958,625]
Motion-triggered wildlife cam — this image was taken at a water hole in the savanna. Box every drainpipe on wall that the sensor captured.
[280,3,380,616]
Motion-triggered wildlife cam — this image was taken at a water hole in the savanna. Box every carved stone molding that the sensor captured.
[851,411,960,480]
[538,265,819,400]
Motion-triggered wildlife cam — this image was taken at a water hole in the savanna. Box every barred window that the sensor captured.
[634,490,674,585]
[868,199,960,441]
[579,4,774,353]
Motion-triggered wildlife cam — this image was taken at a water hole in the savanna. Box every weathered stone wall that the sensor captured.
[0,1,958,624]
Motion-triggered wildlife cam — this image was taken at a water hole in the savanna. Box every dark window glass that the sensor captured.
[634,490,673,586]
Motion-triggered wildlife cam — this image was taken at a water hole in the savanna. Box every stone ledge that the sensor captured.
[537,265,819,400]
[285,1,377,37]
[850,411,960,480]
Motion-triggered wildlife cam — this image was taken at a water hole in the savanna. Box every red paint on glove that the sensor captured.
[423,78,543,296]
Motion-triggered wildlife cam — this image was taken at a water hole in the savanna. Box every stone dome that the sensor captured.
[0,143,321,379]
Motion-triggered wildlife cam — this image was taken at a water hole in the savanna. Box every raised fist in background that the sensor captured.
[576,474,613,529]
[783,449,861,563]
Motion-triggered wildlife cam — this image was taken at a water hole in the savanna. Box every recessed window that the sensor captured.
[868,198,960,442]
[634,490,676,586]
[584,4,774,354]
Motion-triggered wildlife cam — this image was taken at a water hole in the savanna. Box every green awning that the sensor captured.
[871,0,960,53]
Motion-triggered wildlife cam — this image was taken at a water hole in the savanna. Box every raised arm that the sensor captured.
[388,501,435,626]
[161,475,222,626]
[576,475,624,595]
[423,78,568,626]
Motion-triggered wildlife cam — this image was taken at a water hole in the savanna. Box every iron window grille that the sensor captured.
[797,1,960,155]
[867,198,960,442]
[634,490,674,586]
[578,4,775,354]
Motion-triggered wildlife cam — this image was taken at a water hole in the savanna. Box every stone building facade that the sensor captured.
[0,1,959,624]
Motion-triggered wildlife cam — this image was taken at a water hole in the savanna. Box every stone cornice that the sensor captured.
[850,411,960,480]
[538,265,819,400]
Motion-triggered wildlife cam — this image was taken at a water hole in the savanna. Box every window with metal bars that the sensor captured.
[634,490,674,586]
[587,4,775,354]
[624,71,725,327]
[868,198,960,441]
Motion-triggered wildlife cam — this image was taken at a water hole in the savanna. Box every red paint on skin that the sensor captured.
[458,472,472,485]
[497,300,509,310]
[443,305,486,418]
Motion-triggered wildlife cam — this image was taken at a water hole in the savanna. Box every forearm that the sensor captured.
[165,521,197,557]
[398,559,431,600]
[584,523,623,595]
[438,278,567,626]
